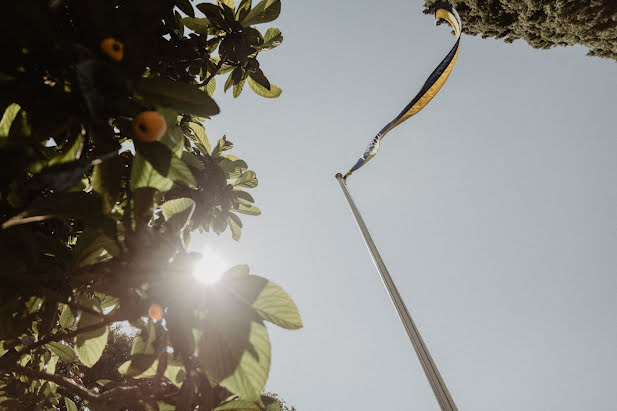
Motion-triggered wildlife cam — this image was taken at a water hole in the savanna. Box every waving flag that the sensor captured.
[343,4,462,180]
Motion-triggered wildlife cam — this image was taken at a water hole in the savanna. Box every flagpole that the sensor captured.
[335,173,458,411]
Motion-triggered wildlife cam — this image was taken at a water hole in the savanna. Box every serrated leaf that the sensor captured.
[46,342,75,363]
[247,77,282,98]
[241,0,280,26]
[252,281,302,329]
[233,170,258,188]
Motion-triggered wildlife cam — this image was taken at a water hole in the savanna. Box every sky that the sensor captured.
[190,1,617,409]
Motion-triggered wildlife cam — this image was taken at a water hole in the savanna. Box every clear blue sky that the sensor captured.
[192,0,617,409]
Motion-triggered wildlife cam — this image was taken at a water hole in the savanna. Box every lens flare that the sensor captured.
[193,247,227,285]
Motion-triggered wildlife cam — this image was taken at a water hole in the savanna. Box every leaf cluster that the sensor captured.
[0,1,299,410]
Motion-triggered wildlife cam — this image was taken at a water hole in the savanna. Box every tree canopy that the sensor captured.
[424,0,617,60]
[0,0,301,410]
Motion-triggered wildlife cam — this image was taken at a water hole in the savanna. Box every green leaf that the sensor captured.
[73,229,118,268]
[157,108,184,156]
[233,79,245,98]
[211,136,234,158]
[259,28,283,50]
[182,150,205,170]
[218,0,235,10]
[224,264,250,277]
[235,0,252,20]
[236,202,261,216]
[175,0,195,17]
[181,17,211,34]
[158,401,176,411]
[130,152,173,192]
[161,198,196,221]
[247,77,282,98]
[233,190,255,204]
[130,150,196,193]
[241,0,280,26]
[75,313,108,368]
[59,304,75,329]
[91,155,124,213]
[118,356,157,378]
[205,77,217,97]
[46,342,75,363]
[188,122,210,153]
[233,170,258,188]
[0,103,21,138]
[164,359,186,387]
[214,399,261,411]
[64,397,78,411]
[160,198,196,238]
[228,212,242,241]
[218,158,248,179]
[252,280,302,329]
[220,322,271,402]
[136,78,220,118]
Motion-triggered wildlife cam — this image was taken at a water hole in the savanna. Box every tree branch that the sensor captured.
[2,363,143,403]
[200,58,225,86]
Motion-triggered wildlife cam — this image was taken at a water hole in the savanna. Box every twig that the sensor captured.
[200,59,224,86]
[2,212,55,229]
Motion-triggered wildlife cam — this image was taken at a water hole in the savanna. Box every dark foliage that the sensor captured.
[424,0,617,60]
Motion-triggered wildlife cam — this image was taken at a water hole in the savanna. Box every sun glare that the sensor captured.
[193,247,228,285]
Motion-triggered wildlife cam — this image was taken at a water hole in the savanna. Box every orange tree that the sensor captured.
[0,1,300,410]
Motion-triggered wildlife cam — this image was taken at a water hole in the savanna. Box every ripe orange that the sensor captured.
[148,303,163,321]
[133,111,167,142]
[100,37,124,61]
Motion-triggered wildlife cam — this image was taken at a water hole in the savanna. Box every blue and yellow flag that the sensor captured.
[343,4,462,180]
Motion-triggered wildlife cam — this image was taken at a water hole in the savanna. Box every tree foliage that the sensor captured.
[0,0,301,410]
[424,0,617,61]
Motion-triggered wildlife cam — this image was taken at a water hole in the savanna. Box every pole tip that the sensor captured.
[335,173,343,180]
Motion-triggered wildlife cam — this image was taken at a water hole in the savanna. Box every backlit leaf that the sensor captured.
[247,77,282,98]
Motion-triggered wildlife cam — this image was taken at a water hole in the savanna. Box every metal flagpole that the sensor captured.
[335,173,458,411]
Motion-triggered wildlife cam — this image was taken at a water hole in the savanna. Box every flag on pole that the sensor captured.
[343,4,462,180]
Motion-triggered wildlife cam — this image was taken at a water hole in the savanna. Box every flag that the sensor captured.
[343,4,462,180]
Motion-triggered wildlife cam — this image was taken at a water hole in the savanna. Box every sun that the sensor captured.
[193,246,228,285]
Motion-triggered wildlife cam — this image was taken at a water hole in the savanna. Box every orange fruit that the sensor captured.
[100,37,124,61]
[148,303,163,321]
[133,111,167,142]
